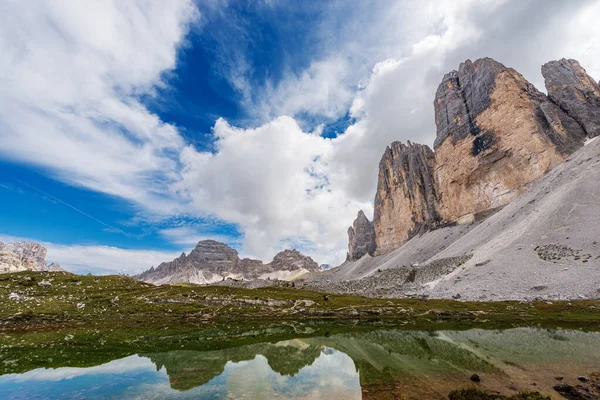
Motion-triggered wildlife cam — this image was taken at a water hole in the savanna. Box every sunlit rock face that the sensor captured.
[542,58,600,138]
[348,57,595,257]
[0,241,63,273]
[373,142,439,255]
[433,58,585,223]
[347,210,376,261]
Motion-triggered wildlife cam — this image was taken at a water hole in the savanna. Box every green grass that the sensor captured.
[1,271,600,334]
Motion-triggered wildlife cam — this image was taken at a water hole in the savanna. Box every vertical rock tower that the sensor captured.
[373,141,439,255]
[433,58,585,222]
[346,57,598,259]
[347,210,376,260]
[542,58,600,138]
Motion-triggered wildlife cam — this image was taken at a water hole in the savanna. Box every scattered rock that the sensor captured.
[553,382,597,400]
[470,374,481,382]
[8,293,23,301]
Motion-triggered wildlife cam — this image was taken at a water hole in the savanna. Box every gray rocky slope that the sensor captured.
[135,240,320,285]
[300,137,600,301]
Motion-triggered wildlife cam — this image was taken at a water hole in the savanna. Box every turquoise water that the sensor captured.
[1,328,600,399]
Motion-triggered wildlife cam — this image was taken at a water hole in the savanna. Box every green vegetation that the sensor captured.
[1,271,600,333]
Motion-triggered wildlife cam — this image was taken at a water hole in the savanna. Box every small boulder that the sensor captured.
[8,293,23,301]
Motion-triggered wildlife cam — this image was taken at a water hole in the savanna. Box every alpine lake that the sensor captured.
[1,272,600,400]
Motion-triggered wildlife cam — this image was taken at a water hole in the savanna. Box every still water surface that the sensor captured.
[1,327,599,399]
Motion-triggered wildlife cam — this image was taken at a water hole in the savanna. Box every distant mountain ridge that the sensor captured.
[134,240,320,285]
[0,241,64,274]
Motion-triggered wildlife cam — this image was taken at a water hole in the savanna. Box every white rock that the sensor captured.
[8,293,22,301]
[38,280,52,287]
[76,303,85,309]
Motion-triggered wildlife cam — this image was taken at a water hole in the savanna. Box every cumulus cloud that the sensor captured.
[178,117,371,263]
[44,242,181,275]
[0,0,198,212]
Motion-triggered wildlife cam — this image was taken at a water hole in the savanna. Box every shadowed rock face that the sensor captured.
[347,211,376,261]
[373,141,439,255]
[433,58,585,223]
[542,58,600,138]
[0,241,63,273]
[135,240,319,285]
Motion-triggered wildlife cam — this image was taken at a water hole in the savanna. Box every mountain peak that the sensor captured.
[135,240,320,285]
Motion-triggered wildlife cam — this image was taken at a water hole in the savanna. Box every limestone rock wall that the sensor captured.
[542,58,600,138]
[0,241,63,274]
[347,210,376,260]
[347,57,596,257]
[373,141,440,255]
[433,58,585,222]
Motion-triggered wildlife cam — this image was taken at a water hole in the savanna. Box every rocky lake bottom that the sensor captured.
[1,327,600,400]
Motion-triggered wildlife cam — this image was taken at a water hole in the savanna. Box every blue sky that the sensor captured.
[0,0,598,274]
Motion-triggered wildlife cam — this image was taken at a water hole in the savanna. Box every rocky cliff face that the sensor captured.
[373,142,440,255]
[347,57,595,257]
[433,58,585,223]
[269,249,320,272]
[347,210,376,260]
[0,241,64,273]
[542,58,600,138]
[135,240,320,285]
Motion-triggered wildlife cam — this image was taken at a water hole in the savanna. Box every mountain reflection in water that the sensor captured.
[1,328,600,399]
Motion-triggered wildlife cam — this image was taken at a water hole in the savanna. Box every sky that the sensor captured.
[0,0,599,275]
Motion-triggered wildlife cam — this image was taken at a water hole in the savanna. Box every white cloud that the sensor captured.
[158,226,241,248]
[0,0,198,213]
[257,58,355,121]
[44,243,181,275]
[177,117,371,264]
[0,355,155,383]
